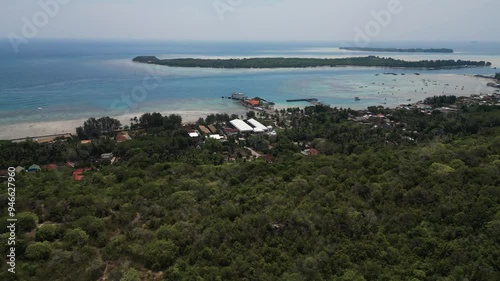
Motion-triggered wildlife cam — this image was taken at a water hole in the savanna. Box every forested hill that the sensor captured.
[132,56,491,69]
[339,47,454,53]
[1,104,499,280]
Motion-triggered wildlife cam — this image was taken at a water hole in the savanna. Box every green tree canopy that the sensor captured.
[35,224,58,242]
[143,240,178,270]
[17,212,38,233]
[64,228,90,247]
[24,242,52,260]
[77,116,121,139]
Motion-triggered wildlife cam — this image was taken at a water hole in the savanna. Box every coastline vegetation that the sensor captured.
[339,47,454,53]
[423,95,458,108]
[132,56,491,69]
[496,72,500,80]
[1,100,500,280]
[76,116,122,140]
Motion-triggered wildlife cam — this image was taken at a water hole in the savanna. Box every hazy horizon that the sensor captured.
[2,0,498,43]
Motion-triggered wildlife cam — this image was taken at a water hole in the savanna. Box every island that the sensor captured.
[339,47,454,53]
[132,56,491,69]
[2,93,500,281]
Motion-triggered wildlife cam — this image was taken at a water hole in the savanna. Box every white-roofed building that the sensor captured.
[247,119,268,133]
[230,119,254,132]
[188,131,200,138]
[209,134,224,140]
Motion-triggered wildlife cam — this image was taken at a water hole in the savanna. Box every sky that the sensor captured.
[1,0,499,42]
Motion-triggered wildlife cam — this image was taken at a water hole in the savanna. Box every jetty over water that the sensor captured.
[286,98,319,103]
[286,98,324,106]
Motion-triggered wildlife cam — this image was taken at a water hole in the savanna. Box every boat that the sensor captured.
[355,97,361,101]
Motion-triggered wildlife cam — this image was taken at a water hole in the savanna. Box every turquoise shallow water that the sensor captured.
[0,40,499,126]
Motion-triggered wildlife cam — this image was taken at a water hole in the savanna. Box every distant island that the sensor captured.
[339,47,454,53]
[133,56,490,69]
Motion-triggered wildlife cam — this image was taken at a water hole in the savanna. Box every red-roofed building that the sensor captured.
[301,148,320,156]
[116,132,132,143]
[42,164,58,171]
[247,99,260,107]
[223,127,239,136]
[73,168,91,181]
[309,148,320,156]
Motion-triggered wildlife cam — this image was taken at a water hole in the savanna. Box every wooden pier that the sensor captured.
[286,98,318,103]
[286,98,324,105]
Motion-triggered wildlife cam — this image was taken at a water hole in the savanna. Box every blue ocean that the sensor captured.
[0,39,499,130]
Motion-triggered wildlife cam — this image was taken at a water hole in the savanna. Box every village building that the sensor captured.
[188,131,200,138]
[101,153,114,160]
[209,134,224,140]
[73,168,91,181]
[198,125,211,135]
[247,118,268,133]
[116,132,132,143]
[246,99,260,107]
[230,119,254,133]
[223,127,239,136]
[207,125,218,134]
[27,164,41,172]
[42,164,58,171]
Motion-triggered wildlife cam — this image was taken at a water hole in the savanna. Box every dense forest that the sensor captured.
[1,104,500,280]
[339,47,454,53]
[132,56,491,69]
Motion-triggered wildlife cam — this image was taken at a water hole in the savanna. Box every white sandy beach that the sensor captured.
[0,110,227,140]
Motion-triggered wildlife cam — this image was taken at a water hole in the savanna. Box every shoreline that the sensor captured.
[0,110,238,140]
[133,61,491,72]
[1,75,496,141]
